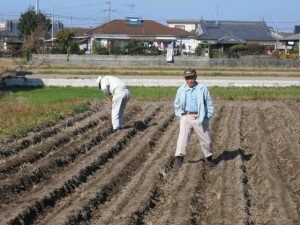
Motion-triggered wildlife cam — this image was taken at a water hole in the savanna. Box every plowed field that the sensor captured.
[0,101,299,225]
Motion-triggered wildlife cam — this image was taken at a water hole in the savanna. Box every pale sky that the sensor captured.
[1,0,299,33]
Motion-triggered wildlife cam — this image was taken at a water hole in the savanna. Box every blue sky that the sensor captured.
[2,0,299,32]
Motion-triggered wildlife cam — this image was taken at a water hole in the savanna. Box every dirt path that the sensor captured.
[0,101,299,225]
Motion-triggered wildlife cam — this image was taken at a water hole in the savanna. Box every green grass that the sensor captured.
[0,86,299,141]
[210,86,300,101]
[0,86,102,106]
[0,87,102,140]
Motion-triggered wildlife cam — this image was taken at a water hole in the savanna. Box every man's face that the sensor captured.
[185,75,197,88]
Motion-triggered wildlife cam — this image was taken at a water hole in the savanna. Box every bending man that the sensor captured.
[96,75,131,132]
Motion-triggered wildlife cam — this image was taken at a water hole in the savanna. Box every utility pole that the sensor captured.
[36,0,39,14]
[105,1,115,22]
[52,4,54,45]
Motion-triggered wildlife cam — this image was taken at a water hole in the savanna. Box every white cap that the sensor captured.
[96,76,103,87]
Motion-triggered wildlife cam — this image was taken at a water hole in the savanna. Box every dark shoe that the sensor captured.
[174,156,184,170]
[112,127,122,133]
[206,156,216,167]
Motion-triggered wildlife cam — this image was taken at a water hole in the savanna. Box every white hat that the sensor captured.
[96,76,103,87]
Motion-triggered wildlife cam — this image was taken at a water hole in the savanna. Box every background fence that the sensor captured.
[31,54,300,68]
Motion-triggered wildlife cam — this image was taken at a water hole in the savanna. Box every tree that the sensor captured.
[17,6,51,40]
[245,43,265,55]
[110,40,122,55]
[92,42,109,55]
[17,6,51,60]
[52,29,80,55]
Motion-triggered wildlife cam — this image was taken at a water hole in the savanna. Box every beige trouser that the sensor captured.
[175,114,212,158]
[111,89,130,129]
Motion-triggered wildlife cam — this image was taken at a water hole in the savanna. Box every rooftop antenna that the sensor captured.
[127,4,135,16]
[216,5,219,21]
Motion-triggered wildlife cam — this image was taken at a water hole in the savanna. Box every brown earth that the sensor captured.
[0,100,299,225]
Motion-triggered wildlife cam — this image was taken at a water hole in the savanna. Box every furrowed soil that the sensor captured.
[0,100,299,225]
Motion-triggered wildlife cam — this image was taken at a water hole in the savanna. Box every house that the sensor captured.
[0,20,22,52]
[0,19,63,52]
[278,25,300,56]
[167,19,281,55]
[279,33,300,56]
[87,17,195,54]
[69,27,91,52]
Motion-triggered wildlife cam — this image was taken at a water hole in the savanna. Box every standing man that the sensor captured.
[174,69,215,169]
[96,75,131,132]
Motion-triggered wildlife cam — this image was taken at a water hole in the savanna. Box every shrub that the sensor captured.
[245,43,265,55]
[92,43,109,55]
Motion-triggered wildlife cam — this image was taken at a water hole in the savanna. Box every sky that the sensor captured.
[1,0,300,33]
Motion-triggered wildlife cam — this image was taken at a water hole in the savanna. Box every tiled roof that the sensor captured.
[88,19,193,37]
[217,34,247,44]
[167,19,201,24]
[68,28,91,37]
[280,33,300,41]
[198,20,276,41]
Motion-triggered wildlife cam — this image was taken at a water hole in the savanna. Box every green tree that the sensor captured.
[195,42,209,56]
[110,41,122,55]
[17,6,51,60]
[245,43,265,55]
[17,6,51,40]
[123,41,145,55]
[92,42,109,55]
[229,44,246,53]
[52,29,80,54]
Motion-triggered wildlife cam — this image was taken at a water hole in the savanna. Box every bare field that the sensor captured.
[0,100,300,225]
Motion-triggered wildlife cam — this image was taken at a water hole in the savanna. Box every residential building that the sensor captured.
[68,27,90,52]
[0,19,63,52]
[280,33,300,56]
[0,20,22,52]
[167,19,282,55]
[87,17,194,54]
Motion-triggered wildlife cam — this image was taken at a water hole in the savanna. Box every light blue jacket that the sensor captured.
[174,82,214,124]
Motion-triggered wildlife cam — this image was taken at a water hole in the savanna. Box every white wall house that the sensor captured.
[87,18,195,55]
[167,20,201,54]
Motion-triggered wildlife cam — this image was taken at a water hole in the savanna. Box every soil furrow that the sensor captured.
[34,106,174,225]
[259,104,300,217]
[0,103,162,225]
[93,117,178,225]
[245,103,299,224]
[0,103,147,204]
[0,112,108,174]
[140,134,206,225]
[201,104,251,224]
[0,122,112,204]
[1,129,136,225]
[1,101,300,225]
